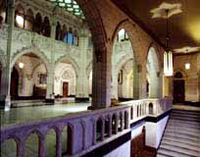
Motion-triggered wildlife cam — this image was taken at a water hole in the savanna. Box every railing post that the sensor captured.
[116,113,119,134]
[17,139,25,157]
[101,120,105,141]
[121,112,124,131]
[56,128,63,157]
[108,116,112,137]
[39,135,46,157]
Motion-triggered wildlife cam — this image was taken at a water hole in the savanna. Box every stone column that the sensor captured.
[0,0,15,109]
[45,12,56,102]
[75,32,90,101]
[139,64,147,99]
[133,62,140,99]
[89,43,112,109]
[149,71,158,98]
[111,70,118,100]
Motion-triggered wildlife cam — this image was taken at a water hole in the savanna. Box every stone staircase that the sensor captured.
[157,109,200,157]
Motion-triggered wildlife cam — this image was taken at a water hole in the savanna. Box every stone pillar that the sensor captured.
[45,13,56,102]
[157,71,163,98]
[139,64,147,99]
[0,0,15,109]
[133,62,140,99]
[149,71,159,98]
[111,70,118,100]
[89,43,112,109]
[75,33,90,101]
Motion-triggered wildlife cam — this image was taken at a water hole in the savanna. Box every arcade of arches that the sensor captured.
[0,0,200,109]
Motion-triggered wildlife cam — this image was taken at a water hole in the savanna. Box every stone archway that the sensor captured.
[75,0,109,108]
[11,51,48,99]
[146,46,161,98]
[54,59,77,97]
[173,71,185,103]
[10,67,19,98]
[111,23,141,100]
[11,47,50,73]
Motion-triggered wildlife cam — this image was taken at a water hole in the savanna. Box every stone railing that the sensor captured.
[0,106,130,157]
[0,98,172,156]
[120,97,173,122]
[0,24,80,55]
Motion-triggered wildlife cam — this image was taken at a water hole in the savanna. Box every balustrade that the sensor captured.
[0,98,172,156]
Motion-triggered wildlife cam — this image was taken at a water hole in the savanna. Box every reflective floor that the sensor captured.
[0,102,90,126]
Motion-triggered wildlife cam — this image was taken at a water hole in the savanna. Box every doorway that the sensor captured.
[173,80,185,103]
[10,67,19,99]
[63,82,69,97]
[173,72,185,103]
[0,68,1,94]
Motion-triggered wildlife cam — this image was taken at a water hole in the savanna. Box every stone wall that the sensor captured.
[174,53,200,102]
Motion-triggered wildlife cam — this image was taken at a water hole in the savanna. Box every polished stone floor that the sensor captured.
[1,102,90,157]
[1,102,90,126]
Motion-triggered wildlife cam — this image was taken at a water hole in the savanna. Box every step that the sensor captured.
[166,125,200,134]
[162,136,200,147]
[170,115,200,121]
[170,114,200,120]
[164,132,199,142]
[168,119,200,126]
[170,116,200,123]
[160,143,199,156]
[171,112,200,118]
[157,148,192,157]
[172,110,200,116]
[165,128,200,138]
[167,121,200,130]
[165,130,200,139]
[161,139,200,152]
[157,153,173,157]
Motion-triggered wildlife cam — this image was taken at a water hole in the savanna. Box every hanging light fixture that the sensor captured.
[185,49,190,70]
[164,9,173,76]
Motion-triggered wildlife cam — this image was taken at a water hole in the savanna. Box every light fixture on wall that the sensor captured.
[164,9,173,76]
[19,62,24,69]
[185,63,190,70]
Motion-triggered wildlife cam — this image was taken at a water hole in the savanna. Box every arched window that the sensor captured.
[41,16,51,37]
[149,103,153,115]
[15,4,25,29]
[33,13,42,34]
[74,30,79,46]
[117,28,129,42]
[65,27,74,45]
[55,22,62,40]
[24,9,34,31]
[62,24,67,41]
[0,0,6,24]
[174,72,183,78]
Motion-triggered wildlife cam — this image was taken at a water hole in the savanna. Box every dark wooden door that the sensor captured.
[63,82,68,97]
[0,69,1,94]
[11,67,19,98]
[173,80,185,103]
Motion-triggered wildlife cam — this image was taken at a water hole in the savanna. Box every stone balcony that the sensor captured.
[0,98,172,157]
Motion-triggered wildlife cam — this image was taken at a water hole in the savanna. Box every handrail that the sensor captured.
[0,98,172,157]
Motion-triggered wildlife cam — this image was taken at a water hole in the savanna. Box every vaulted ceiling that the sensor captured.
[112,0,200,54]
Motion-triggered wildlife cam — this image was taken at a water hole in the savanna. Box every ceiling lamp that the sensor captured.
[19,62,24,69]
[164,9,173,77]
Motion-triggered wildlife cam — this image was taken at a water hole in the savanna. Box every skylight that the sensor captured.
[49,0,85,19]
